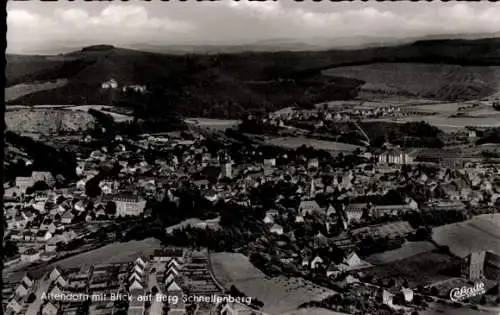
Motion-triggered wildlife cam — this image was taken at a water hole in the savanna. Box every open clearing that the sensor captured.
[265,136,362,152]
[324,63,500,101]
[5,79,68,102]
[210,252,334,315]
[365,241,437,265]
[362,251,461,288]
[432,214,500,258]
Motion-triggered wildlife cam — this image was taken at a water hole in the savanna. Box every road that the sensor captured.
[25,273,50,315]
[148,262,163,315]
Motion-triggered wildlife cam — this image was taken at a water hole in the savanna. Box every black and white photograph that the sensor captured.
[3,1,500,315]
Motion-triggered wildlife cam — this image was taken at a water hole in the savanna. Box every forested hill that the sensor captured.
[6,38,500,118]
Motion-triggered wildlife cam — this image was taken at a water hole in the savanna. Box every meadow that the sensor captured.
[324,63,500,101]
[210,252,334,315]
[362,251,461,288]
[365,241,437,265]
[432,214,500,258]
[5,79,68,102]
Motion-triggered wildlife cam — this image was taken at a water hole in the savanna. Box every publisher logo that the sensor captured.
[449,282,486,302]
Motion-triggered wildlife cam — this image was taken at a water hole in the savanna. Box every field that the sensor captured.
[361,251,462,288]
[265,136,362,152]
[165,217,221,234]
[363,113,500,133]
[185,118,241,131]
[5,108,96,135]
[5,79,68,102]
[324,63,500,101]
[421,303,498,315]
[4,238,162,281]
[365,241,437,265]
[351,221,415,240]
[432,214,500,258]
[210,252,334,314]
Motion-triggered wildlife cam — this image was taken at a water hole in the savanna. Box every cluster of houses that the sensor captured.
[267,105,404,123]
[101,78,146,94]
[3,248,250,315]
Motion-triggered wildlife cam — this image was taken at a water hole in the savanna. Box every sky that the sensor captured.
[7,1,500,54]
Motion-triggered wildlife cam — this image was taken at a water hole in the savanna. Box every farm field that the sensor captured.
[265,136,362,152]
[5,79,68,102]
[210,252,334,315]
[324,63,500,101]
[210,252,266,285]
[365,241,437,265]
[432,214,500,258]
[185,118,241,131]
[361,251,461,288]
[363,114,500,132]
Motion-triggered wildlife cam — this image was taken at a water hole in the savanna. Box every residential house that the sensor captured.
[295,215,304,223]
[45,238,58,252]
[345,203,366,223]
[15,282,30,298]
[263,158,276,168]
[42,302,59,315]
[370,204,412,218]
[22,274,35,288]
[61,211,75,224]
[21,248,40,263]
[400,287,414,303]
[344,251,371,270]
[129,279,144,291]
[308,158,319,169]
[378,150,413,165]
[310,256,324,269]
[14,176,35,194]
[102,194,146,217]
[220,302,255,315]
[298,200,322,216]
[36,230,53,242]
[101,78,118,89]
[6,299,22,314]
[49,267,62,282]
[32,171,55,187]
[270,224,284,235]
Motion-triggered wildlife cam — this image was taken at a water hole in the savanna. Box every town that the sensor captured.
[3,98,500,315]
[5,2,500,315]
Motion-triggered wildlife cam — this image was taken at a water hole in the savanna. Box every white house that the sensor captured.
[270,224,284,235]
[101,78,118,89]
[49,267,62,282]
[21,249,40,263]
[6,299,22,314]
[298,200,322,216]
[310,256,324,269]
[42,302,59,315]
[263,214,275,224]
[129,279,144,291]
[15,282,30,298]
